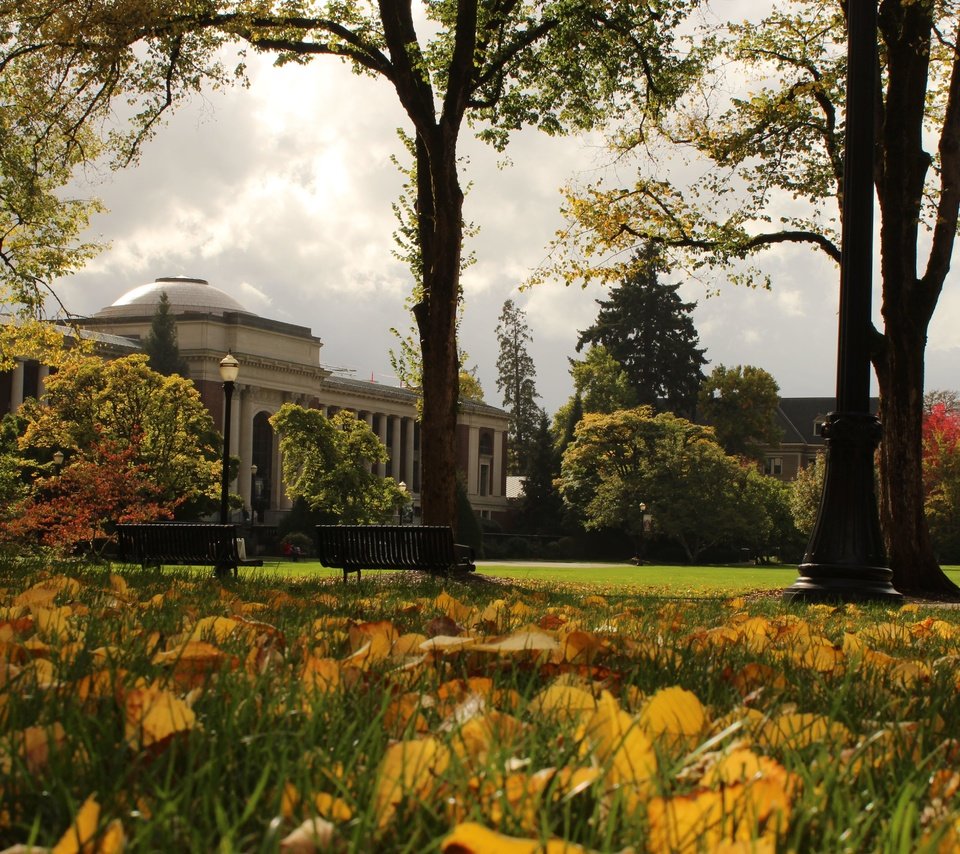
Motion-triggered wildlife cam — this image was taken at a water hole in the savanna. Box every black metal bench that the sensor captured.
[315,525,475,582]
[115,523,263,578]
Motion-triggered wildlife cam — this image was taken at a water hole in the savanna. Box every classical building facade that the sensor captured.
[3,276,511,523]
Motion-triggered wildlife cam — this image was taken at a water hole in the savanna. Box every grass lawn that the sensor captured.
[5,558,960,851]
[249,559,960,596]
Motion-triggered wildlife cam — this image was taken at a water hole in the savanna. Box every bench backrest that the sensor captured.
[316,525,458,571]
[117,523,241,565]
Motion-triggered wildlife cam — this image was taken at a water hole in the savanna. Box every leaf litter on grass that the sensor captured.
[2,568,960,851]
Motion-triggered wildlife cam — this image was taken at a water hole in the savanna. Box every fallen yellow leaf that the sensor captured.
[372,737,450,830]
[124,683,197,750]
[583,691,657,786]
[442,821,593,853]
[639,686,708,747]
[470,631,559,655]
[529,684,597,722]
[51,794,99,854]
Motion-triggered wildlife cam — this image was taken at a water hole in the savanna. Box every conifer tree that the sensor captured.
[577,246,706,418]
[496,299,542,475]
[144,292,188,377]
[517,411,565,535]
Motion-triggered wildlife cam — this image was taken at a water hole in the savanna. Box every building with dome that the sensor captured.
[3,276,510,523]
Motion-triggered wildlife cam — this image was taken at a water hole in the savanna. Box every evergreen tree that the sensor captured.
[143,292,188,376]
[496,299,542,475]
[517,411,565,535]
[577,246,706,418]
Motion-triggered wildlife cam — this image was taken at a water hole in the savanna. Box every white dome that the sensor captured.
[96,276,253,318]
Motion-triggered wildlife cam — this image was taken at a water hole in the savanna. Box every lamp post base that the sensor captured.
[784,564,902,604]
[782,411,902,605]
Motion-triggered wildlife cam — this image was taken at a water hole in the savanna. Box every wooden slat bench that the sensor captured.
[315,525,475,582]
[116,523,263,578]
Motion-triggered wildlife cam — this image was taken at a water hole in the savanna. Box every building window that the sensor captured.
[764,457,783,476]
[479,432,494,456]
[479,463,489,496]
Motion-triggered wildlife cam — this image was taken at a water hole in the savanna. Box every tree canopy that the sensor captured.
[2,0,699,529]
[18,354,220,511]
[923,402,960,563]
[697,364,782,462]
[557,406,789,562]
[270,405,405,524]
[568,345,638,416]
[548,0,960,594]
[0,46,103,312]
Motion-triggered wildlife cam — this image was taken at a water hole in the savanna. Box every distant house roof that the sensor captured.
[776,397,880,447]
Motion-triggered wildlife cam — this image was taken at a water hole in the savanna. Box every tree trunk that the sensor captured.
[875,321,959,596]
[413,129,462,530]
[873,1,960,598]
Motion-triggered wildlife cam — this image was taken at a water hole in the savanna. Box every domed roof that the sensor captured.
[95,276,254,318]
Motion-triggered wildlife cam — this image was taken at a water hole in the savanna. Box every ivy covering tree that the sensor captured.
[576,247,706,418]
[144,291,188,376]
[3,0,697,529]
[549,1,960,594]
[270,405,405,524]
[496,299,542,474]
[697,365,783,462]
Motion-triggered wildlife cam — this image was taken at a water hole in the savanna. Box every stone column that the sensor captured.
[9,360,24,413]
[404,416,416,488]
[362,412,375,474]
[36,365,50,400]
[391,415,402,481]
[376,414,387,478]
[271,427,284,516]
[239,386,255,510]
[467,426,480,497]
[491,428,503,497]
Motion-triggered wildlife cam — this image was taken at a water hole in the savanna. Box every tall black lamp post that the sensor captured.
[636,502,647,566]
[784,1,901,603]
[219,352,239,526]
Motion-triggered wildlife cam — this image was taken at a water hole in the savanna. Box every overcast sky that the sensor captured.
[56,6,960,416]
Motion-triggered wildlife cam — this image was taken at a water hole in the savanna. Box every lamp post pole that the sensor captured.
[219,353,240,526]
[637,502,647,566]
[784,1,900,603]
